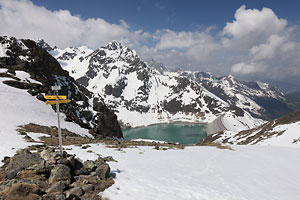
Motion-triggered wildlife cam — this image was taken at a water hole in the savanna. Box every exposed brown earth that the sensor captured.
[17,123,187,150]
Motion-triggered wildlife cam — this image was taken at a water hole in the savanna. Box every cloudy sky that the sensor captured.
[1,0,300,90]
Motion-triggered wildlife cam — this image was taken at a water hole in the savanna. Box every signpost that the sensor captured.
[44,85,71,157]
[44,95,67,100]
[45,99,71,104]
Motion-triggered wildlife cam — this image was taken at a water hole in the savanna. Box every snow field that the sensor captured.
[67,144,300,200]
[0,76,91,163]
[257,122,300,148]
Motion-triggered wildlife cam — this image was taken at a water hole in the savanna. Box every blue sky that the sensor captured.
[31,0,300,32]
[1,0,300,90]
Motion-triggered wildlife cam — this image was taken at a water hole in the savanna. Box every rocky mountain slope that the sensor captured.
[0,36,122,138]
[43,40,261,129]
[38,39,299,129]
[189,72,298,120]
[199,109,300,148]
[35,39,297,129]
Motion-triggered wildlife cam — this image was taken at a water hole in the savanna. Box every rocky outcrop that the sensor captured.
[0,148,114,200]
[0,36,122,138]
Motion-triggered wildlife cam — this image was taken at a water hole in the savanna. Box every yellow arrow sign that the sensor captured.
[44,95,67,100]
[45,99,71,105]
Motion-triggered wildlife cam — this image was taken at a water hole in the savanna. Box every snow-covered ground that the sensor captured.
[222,112,264,132]
[259,122,300,147]
[67,144,300,200]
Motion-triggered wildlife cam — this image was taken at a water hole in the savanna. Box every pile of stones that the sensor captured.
[0,148,114,200]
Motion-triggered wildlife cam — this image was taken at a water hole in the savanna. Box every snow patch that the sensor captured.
[0,43,9,57]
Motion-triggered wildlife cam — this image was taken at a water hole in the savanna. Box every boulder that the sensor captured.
[65,187,83,199]
[5,149,42,179]
[40,149,58,164]
[55,194,66,200]
[0,182,41,200]
[96,164,110,179]
[49,164,71,184]
[81,184,94,193]
[46,181,66,194]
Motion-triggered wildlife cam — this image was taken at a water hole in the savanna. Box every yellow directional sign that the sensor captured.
[44,95,67,100]
[45,99,71,105]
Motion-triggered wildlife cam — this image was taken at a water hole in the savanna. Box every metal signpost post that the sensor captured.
[44,85,71,158]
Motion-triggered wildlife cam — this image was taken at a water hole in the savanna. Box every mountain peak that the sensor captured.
[105,40,125,51]
[36,39,55,51]
[147,59,167,74]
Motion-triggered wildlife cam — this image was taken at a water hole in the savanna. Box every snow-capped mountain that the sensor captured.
[0,36,122,138]
[189,72,296,120]
[38,39,298,129]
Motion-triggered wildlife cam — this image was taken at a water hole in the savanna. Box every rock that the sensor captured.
[83,160,97,171]
[96,164,110,179]
[49,164,71,184]
[81,145,91,149]
[67,155,83,171]
[74,160,97,176]
[5,150,42,179]
[55,194,66,200]
[35,160,50,175]
[65,187,83,199]
[46,181,66,194]
[103,156,117,162]
[57,158,69,165]
[0,182,41,200]
[40,149,58,164]
[0,147,115,200]
[81,184,94,193]
[6,167,22,179]
[81,193,102,200]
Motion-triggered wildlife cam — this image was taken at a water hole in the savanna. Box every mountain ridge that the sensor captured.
[37,39,299,129]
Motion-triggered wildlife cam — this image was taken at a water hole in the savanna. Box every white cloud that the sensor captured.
[0,1,299,87]
[155,30,209,49]
[226,6,300,81]
[224,5,287,39]
[222,5,288,50]
[0,0,148,48]
[231,62,266,75]
[250,34,285,60]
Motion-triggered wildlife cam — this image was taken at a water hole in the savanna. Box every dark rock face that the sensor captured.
[194,72,298,121]
[0,36,122,139]
[0,148,114,200]
[253,97,293,120]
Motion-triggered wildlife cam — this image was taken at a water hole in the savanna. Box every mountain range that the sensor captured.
[36,39,300,131]
[1,36,300,142]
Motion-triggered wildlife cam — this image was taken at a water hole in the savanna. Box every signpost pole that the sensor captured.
[56,90,63,157]
[52,85,63,157]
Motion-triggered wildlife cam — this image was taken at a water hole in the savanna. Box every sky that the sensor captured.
[1,0,300,91]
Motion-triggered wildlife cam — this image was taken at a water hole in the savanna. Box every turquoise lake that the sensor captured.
[123,123,207,144]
